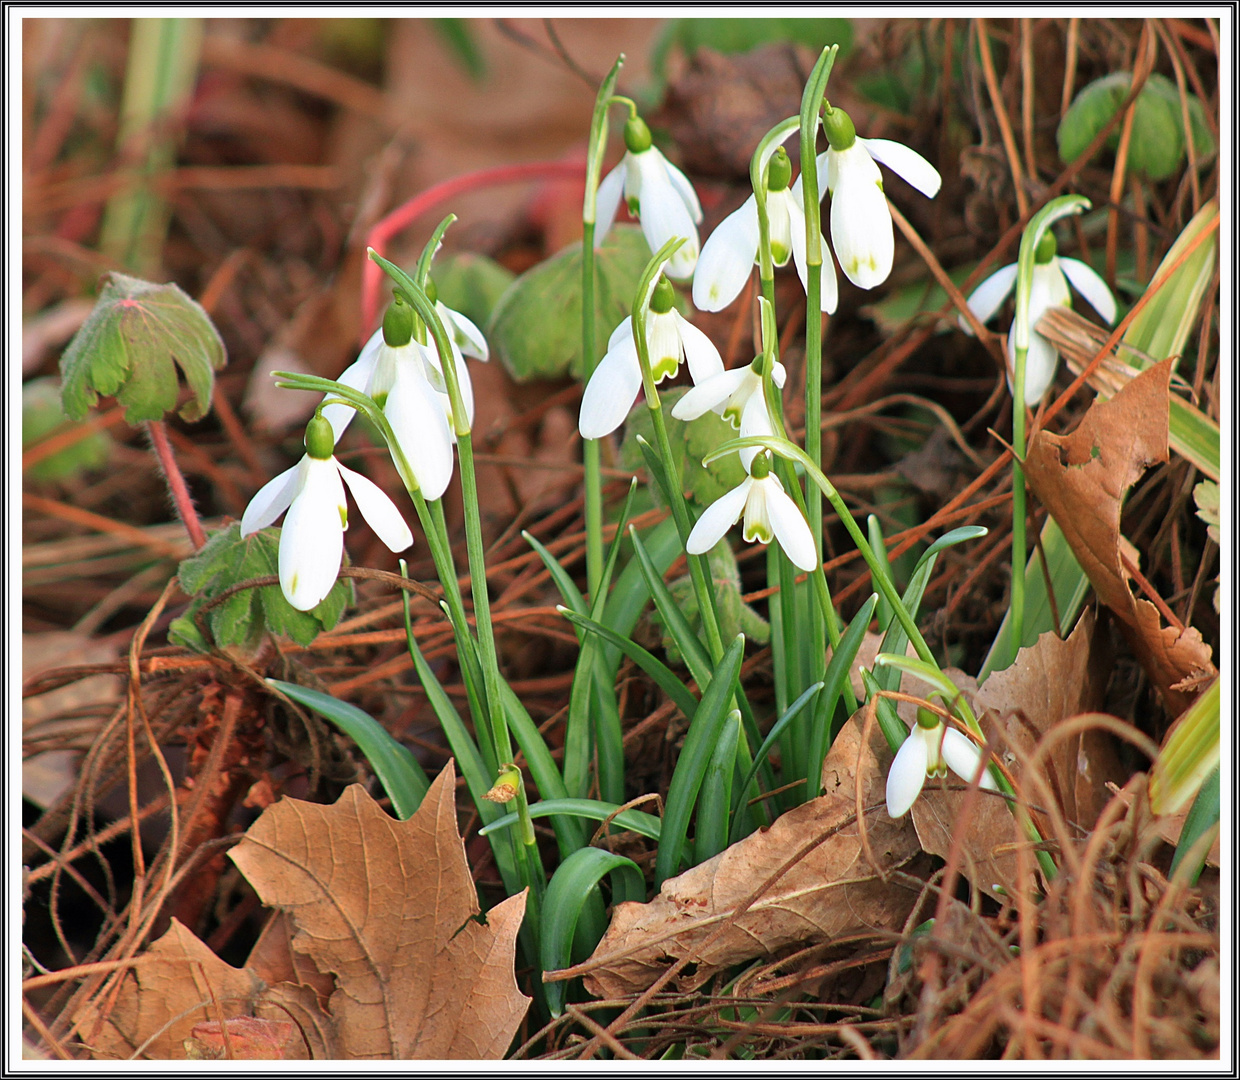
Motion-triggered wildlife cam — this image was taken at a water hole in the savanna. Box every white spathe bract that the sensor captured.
[885,718,997,819]
[686,460,817,572]
[963,255,1117,403]
[823,138,941,290]
[579,310,723,439]
[692,180,838,314]
[596,147,702,281]
[321,328,455,499]
[241,453,412,612]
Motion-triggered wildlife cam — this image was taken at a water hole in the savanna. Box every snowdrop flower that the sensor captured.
[693,147,838,314]
[885,707,997,819]
[596,114,702,281]
[821,106,942,289]
[417,279,489,430]
[579,275,723,439]
[962,230,1117,403]
[241,414,413,611]
[670,354,787,471]
[321,297,455,500]
[686,451,817,572]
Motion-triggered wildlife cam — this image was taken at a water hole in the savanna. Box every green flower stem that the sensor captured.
[1003,194,1092,671]
[580,57,625,602]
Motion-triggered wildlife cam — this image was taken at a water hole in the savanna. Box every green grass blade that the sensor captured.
[629,526,712,688]
[559,608,699,721]
[868,515,896,632]
[523,529,587,620]
[695,710,741,862]
[266,680,429,820]
[1168,764,1219,886]
[599,516,680,673]
[541,847,646,1015]
[591,667,626,805]
[806,594,880,799]
[727,681,824,845]
[479,798,664,842]
[655,634,745,887]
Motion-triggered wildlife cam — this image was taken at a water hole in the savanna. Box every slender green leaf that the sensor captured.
[559,608,699,721]
[1168,764,1219,885]
[630,525,712,687]
[266,680,428,820]
[523,530,587,620]
[696,711,740,863]
[656,635,745,886]
[541,847,646,1015]
[868,516,895,632]
[480,798,664,842]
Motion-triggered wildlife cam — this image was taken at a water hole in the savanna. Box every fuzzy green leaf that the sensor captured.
[169,524,348,652]
[430,251,514,331]
[489,225,669,382]
[59,272,226,424]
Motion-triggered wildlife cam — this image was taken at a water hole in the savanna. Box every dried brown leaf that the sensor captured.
[581,718,920,998]
[229,762,530,1059]
[184,1017,299,1060]
[912,614,1125,901]
[73,919,262,1061]
[1025,358,1215,714]
[246,910,335,1010]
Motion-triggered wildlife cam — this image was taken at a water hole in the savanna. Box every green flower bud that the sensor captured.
[750,352,766,377]
[649,275,676,315]
[767,147,792,192]
[424,277,438,304]
[382,295,414,348]
[916,706,941,730]
[624,115,653,154]
[304,414,335,460]
[823,106,856,152]
[749,451,772,479]
[1034,229,1058,264]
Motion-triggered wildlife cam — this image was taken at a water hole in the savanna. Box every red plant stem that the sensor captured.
[361,159,586,341]
[147,419,207,549]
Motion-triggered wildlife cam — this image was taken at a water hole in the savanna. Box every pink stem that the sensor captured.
[361,159,586,341]
[147,420,207,550]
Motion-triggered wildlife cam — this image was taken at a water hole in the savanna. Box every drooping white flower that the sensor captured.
[240,415,413,611]
[595,114,702,281]
[670,355,787,471]
[321,300,455,500]
[686,451,817,572]
[693,147,838,314]
[820,106,942,290]
[885,708,997,819]
[962,232,1117,403]
[579,275,723,440]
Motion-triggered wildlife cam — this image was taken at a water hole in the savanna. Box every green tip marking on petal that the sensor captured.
[651,354,680,382]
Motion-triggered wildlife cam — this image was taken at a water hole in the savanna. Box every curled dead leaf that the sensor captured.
[578,718,920,998]
[1024,359,1215,715]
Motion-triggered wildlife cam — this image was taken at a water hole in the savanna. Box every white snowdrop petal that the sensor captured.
[886,732,929,819]
[279,459,345,611]
[594,162,626,245]
[663,158,703,224]
[1010,328,1060,404]
[687,478,752,555]
[738,383,776,471]
[813,151,831,201]
[767,189,794,267]
[385,365,455,500]
[831,172,894,290]
[639,162,700,281]
[860,137,943,198]
[692,195,759,312]
[675,313,725,384]
[647,311,683,382]
[322,334,382,441]
[442,304,489,361]
[941,729,998,790]
[771,361,788,390]
[579,335,643,439]
[670,367,750,421]
[336,462,413,554]
[963,263,1019,331]
[1057,257,1118,324]
[240,463,301,537]
[765,481,818,571]
[607,316,635,352]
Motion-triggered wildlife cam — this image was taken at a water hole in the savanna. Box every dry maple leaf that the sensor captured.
[1024,358,1215,715]
[230,761,530,1060]
[578,718,921,998]
[73,763,529,1060]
